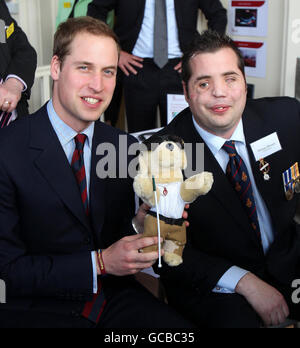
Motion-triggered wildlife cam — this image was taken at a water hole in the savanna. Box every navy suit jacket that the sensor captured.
[154,97,300,304]
[88,0,227,53]
[0,104,137,315]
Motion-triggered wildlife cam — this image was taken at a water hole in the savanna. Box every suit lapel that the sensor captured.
[29,106,91,232]
[243,106,267,191]
[242,104,284,229]
[176,110,262,244]
[89,121,107,244]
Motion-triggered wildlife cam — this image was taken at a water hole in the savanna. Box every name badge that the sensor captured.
[6,22,14,40]
[250,132,282,162]
[64,2,72,8]
[0,19,6,43]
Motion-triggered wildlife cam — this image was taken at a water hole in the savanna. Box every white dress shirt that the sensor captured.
[132,0,182,59]
[192,116,275,293]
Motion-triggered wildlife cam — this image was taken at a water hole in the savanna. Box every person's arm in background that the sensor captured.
[198,0,227,34]
[87,0,115,22]
[1,1,37,112]
[175,0,227,74]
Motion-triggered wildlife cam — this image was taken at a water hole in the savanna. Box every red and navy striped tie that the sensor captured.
[71,134,107,324]
[71,134,89,216]
[0,111,13,128]
[223,141,261,241]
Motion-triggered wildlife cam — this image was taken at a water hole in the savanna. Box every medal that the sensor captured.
[286,188,294,201]
[294,177,300,194]
[259,159,270,181]
[282,162,300,200]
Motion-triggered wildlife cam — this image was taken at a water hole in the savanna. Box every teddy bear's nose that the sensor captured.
[166,143,174,151]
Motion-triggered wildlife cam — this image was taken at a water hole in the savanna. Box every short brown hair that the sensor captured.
[53,16,120,66]
[182,30,246,87]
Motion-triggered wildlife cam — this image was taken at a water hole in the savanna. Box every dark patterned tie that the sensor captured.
[223,141,261,241]
[153,0,168,68]
[0,111,13,128]
[71,134,89,216]
[71,134,107,324]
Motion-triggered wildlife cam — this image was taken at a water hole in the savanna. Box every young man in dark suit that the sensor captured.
[88,0,227,132]
[0,17,192,328]
[155,31,300,328]
[0,0,37,125]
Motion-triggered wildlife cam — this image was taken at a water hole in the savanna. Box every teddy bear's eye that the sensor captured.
[166,143,174,151]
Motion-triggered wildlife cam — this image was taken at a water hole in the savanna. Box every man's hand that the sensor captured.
[119,51,144,76]
[174,61,182,74]
[235,272,290,327]
[0,78,23,113]
[101,234,163,276]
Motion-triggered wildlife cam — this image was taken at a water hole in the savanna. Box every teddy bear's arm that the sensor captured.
[180,171,214,203]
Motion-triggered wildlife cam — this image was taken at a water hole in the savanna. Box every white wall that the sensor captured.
[9,0,58,66]
[280,0,300,97]
[220,0,286,99]
[11,0,59,112]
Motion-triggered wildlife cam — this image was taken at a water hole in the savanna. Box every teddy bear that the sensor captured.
[133,134,214,267]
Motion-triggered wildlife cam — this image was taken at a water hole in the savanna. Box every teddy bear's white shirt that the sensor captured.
[150,182,190,219]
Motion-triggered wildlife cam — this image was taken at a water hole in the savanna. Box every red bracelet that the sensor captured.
[97,249,106,275]
[95,250,101,274]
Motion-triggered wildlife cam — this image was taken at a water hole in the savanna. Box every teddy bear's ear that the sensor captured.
[138,151,149,175]
[181,150,187,170]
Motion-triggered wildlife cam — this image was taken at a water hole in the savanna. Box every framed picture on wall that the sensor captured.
[228,0,268,37]
[235,40,267,78]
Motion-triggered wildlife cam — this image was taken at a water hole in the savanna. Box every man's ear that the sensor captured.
[182,81,189,102]
[50,55,61,81]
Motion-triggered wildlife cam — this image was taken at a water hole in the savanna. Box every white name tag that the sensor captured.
[250,132,282,161]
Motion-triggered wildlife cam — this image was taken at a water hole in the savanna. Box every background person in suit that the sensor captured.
[0,0,37,127]
[154,31,300,328]
[88,0,227,133]
[56,0,114,30]
[0,17,192,328]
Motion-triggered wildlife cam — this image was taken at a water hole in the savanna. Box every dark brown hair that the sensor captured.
[182,30,246,88]
[53,16,120,66]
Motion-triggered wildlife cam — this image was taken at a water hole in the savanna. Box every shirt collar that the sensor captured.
[192,115,246,156]
[47,99,94,149]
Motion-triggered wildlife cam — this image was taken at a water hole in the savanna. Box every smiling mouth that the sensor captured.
[211,105,230,113]
[82,97,101,105]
